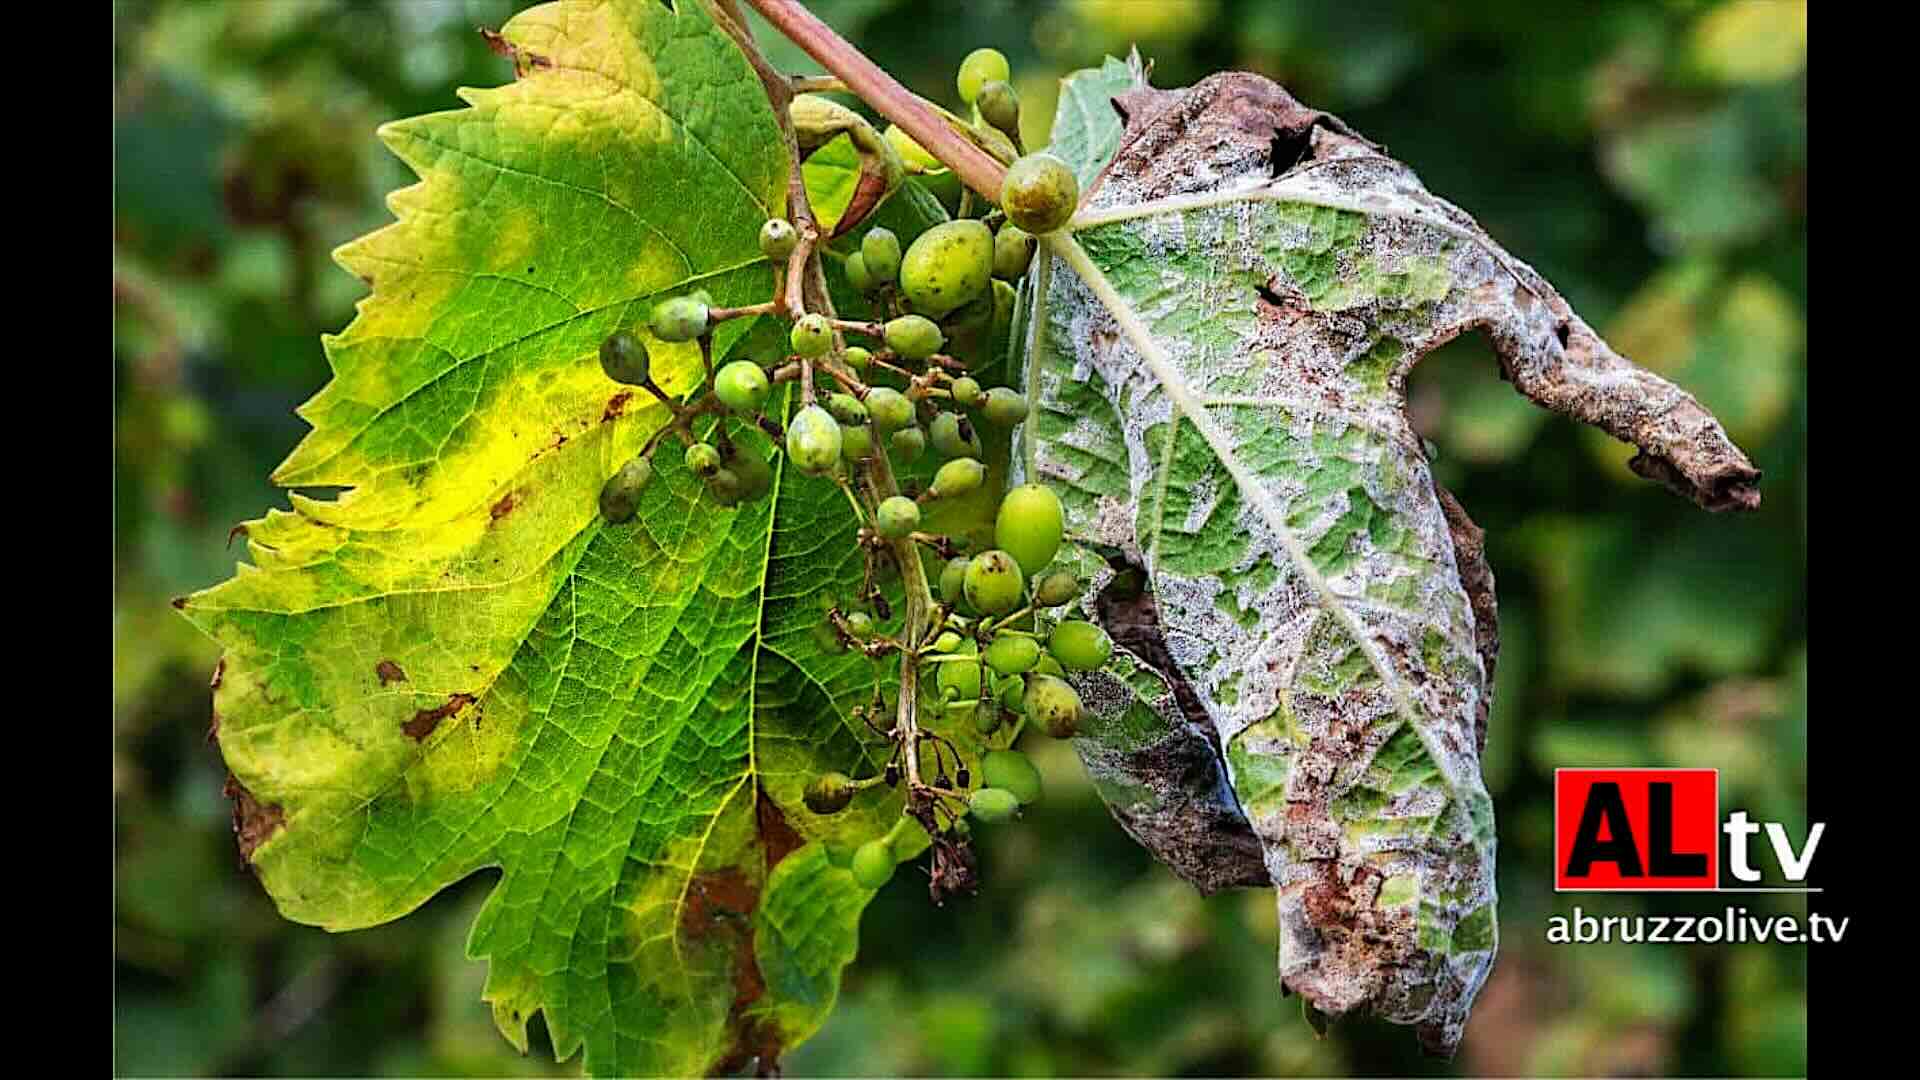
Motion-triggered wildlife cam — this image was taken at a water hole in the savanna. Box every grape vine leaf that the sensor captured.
[174,2,966,1075]
[1015,61,1759,1055]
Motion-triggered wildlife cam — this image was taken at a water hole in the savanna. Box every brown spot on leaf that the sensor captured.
[210,658,225,691]
[403,692,475,741]
[207,708,221,744]
[170,596,186,610]
[755,786,805,870]
[226,524,248,549]
[376,660,408,686]
[489,492,518,524]
[479,27,551,78]
[223,774,286,865]
[681,868,758,942]
[601,390,634,422]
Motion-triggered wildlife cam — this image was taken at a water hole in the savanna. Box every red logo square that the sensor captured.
[1555,769,1719,891]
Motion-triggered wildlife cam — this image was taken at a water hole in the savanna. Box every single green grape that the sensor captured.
[844,611,874,639]
[932,629,964,654]
[981,387,1029,427]
[1023,673,1082,738]
[827,392,869,427]
[875,495,920,539]
[760,217,797,260]
[956,47,1011,105]
[865,386,915,433]
[968,787,1022,823]
[939,557,972,608]
[928,411,982,459]
[976,80,1019,138]
[599,456,653,523]
[850,839,895,889]
[964,549,1025,616]
[651,295,710,342]
[844,345,872,371]
[930,457,985,499]
[713,359,770,413]
[803,771,856,815]
[993,225,1035,280]
[1001,153,1079,235]
[981,749,1043,805]
[845,251,874,294]
[786,405,844,476]
[995,483,1063,577]
[937,640,982,702]
[686,442,723,478]
[884,314,945,360]
[984,634,1040,676]
[861,227,902,283]
[949,376,983,407]
[890,426,927,463]
[599,331,651,386]
[1033,570,1080,608]
[899,220,993,318]
[1049,620,1113,671]
[841,422,874,462]
[791,313,833,357]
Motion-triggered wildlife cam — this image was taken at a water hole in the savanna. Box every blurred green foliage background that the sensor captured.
[113,0,1806,1075]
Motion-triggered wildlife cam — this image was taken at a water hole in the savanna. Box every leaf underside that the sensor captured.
[1020,60,1758,1055]
[179,2,984,1075]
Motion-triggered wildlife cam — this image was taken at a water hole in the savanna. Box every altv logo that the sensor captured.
[1554,769,1825,892]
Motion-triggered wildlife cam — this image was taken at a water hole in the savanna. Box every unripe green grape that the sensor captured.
[714,359,770,413]
[791,313,833,357]
[845,251,874,294]
[599,331,651,386]
[939,557,971,607]
[981,387,1030,426]
[932,630,964,654]
[760,217,797,260]
[599,456,653,523]
[827,393,869,427]
[995,482,1063,577]
[928,411,981,459]
[841,423,874,463]
[985,634,1040,676]
[991,278,1017,340]
[875,495,920,539]
[885,124,940,171]
[844,611,874,639]
[950,376,982,407]
[890,426,927,463]
[1049,619,1113,671]
[706,467,744,507]
[900,220,993,318]
[968,786,1021,823]
[998,674,1026,713]
[956,47,1011,105]
[930,457,985,499]
[993,225,1036,280]
[844,345,872,371]
[1033,570,1080,608]
[963,549,1025,616]
[651,295,710,342]
[850,839,895,889]
[1001,153,1079,235]
[786,405,844,476]
[861,227,902,283]
[981,749,1043,805]
[865,387,915,434]
[804,770,856,814]
[976,80,1020,139]
[726,443,774,503]
[884,314,945,360]
[686,442,723,478]
[937,640,981,702]
[1023,673,1082,738]
[1035,654,1065,678]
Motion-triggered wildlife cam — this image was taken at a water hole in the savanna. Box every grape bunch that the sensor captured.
[588,46,1094,905]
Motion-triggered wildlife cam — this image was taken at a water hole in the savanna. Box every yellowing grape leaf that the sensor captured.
[175,3,961,1075]
[1017,60,1759,1054]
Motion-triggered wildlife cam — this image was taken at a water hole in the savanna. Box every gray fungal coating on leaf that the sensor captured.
[1019,62,1760,1057]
